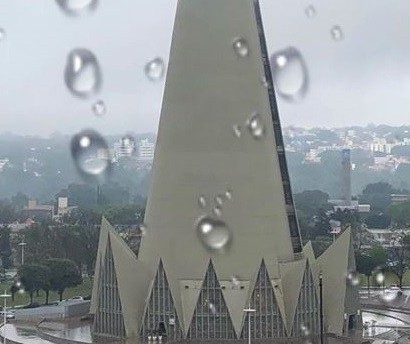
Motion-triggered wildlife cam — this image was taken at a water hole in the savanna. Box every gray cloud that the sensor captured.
[0,0,409,136]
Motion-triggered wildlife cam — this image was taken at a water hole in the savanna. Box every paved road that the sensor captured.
[360,288,410,310]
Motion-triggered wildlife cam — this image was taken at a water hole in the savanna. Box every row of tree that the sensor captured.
[17,258,82,303]
[0,203,145,273]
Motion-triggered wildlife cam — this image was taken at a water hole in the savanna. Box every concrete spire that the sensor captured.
[137,0,303,330]
[91,0,359,341]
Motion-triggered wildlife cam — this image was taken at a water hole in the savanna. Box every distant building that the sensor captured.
[366,228,410,248]
[114,137,136,159]
[137,139,155,162]
[329,149,370,213]
[23,200,54,220]
[341,149,352,205]
[6,218,35,235]
[53,197,77,222]
[391,194,410,204]
[0,159,9,172]
[56,196,76,216]
[303,149,321,163]
[370,138,392,154]
[332,200,370,213]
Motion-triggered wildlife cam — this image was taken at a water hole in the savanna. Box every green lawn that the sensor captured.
[0,277,93,308]
[359,270,410,287]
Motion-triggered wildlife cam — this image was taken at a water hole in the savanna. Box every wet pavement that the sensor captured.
[1,292,410,344]
[0,323,54,344]
[39,321,92,343]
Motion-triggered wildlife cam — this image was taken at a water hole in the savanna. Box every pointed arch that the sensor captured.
[241,260,286,339]
[291,262,320,337]
[141,259,183,341]
[93,237,126,339]
[187,260,236,339]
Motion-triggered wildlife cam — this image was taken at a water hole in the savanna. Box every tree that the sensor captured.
[9,284,19,302]
[45,258,82,301]
[18,264,50,304]
[389,233,410,288]
[355,253,377,295]
[389,201,410,228]
[368,245,388,268]
[310,236,333,258]
[359,182,396,213]
[11,192,28,210]
[313,209,331,237]
[99,182,130,206]
[102,205,144,225]
[65,183,97,207]
[0,226,12,268]
[294,190,330,216]
[365,211,391,229]
[0,201,19,223]
[17,223,62,264]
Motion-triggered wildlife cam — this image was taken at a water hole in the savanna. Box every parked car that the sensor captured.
[388,285,403,296]
[0,311,15,319]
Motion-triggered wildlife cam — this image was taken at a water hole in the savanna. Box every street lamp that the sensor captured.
[243,304,256,344]
[18,240,27,265]
[0,290,11,344]
[319,272,324,344]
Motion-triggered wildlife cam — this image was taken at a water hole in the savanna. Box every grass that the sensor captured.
[359,270,410,287]
[0,277,93,308]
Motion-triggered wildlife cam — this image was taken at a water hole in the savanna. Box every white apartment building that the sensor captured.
[370,138,392,154]
[113,137,136,158]
[0,159,9,171]
[138,139,155,161]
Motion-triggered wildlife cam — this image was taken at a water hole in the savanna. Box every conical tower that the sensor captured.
[136,0,303,338]
[91,0,360,341]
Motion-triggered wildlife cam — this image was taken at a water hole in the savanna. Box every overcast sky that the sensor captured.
[1,0,410,136]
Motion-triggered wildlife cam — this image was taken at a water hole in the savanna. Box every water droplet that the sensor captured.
[233,38,249,57]
[64,48,102,98]
[380,289,400,304]
[231,275,240,286]
[300,324,310,337]
[92,100,106,116]
[209,303,217,314]
[198,196,207,209]
[346,271,360,286]
[56,0,98,16]
[70,129,111,180]
[118,135,136,157]
[80,136,91,147]
[140,224,147,236]
[225,190,232,200]
[331,25,344,41]
[276,55,288,68]
[18,289,25,294]
[270,47,309,102]
[213,206,222,217]
[233,125,242,138]
[247,113,265,139]
[375,272,385,285]
[261,76,269,88]
[305,5,316,19]
[215,195,224,206]
[196,217,232,252]
[0,28,6,41]
[145,57,165,81]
